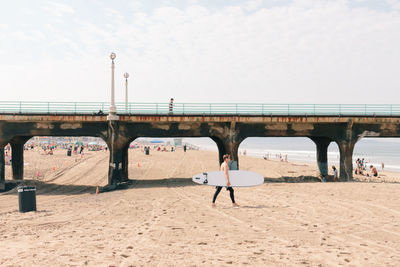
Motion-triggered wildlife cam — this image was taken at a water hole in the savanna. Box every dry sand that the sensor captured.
[1,148,400,266]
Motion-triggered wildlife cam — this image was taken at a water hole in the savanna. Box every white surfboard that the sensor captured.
[192,170,264,187]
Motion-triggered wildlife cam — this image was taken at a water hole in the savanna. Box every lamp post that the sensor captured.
[107,52,119,120]
[124,72,129,112]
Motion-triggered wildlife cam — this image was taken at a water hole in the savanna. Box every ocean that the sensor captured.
[182,137,400,172]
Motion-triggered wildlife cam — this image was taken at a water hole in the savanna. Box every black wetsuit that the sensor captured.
[212,186,235,203]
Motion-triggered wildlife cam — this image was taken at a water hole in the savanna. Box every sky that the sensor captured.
[1,0,400,104]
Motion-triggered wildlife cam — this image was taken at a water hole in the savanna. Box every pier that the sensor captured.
[1,101,400,190]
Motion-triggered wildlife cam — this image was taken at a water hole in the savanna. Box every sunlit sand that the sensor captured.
[1,148,400,265]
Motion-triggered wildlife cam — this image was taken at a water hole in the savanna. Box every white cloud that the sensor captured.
[186,5,210,18]
[44,23,58,32]
[103,7,124,20]
[128,0,142,10]
[386,0,400,10]
[188,0,199,5]
[246,0,264,11]
[1,1,400,104]
[111,2,400,103]
[11,30,46,42]
[20,7,35,15]
[44,2,75,17]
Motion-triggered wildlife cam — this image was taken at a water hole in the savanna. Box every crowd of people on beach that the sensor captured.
[2,139,386,182]
[141,144,188,155]
[262,153,288,162]
[355,158,380,177]
[2,142,109,162]
[27,143,100,156]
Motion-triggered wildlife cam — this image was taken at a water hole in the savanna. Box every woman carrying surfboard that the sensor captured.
[212,154,239,207]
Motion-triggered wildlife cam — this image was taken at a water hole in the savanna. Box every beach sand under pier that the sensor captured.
[1,148,400,266]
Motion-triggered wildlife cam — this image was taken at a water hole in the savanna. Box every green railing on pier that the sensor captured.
[0,101,399,116]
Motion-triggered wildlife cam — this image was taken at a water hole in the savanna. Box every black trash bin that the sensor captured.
[67,149,72,156]
[145,147,150,155]
[18,186,36,213]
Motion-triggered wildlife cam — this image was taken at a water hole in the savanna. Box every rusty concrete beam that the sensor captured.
[2,114,400,124]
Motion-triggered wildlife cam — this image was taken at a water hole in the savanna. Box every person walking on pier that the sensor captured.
[169,98,174,114]
[212,154,238,207]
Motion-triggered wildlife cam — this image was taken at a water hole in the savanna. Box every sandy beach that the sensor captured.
[1,148,400,266]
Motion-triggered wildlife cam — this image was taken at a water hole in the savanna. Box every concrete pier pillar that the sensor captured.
[0,146,5,191]
[106,121,130,186]
[211,136,242,168]
[337,140,356,181]
[11,142,24,180]
[310,137,332,177]
[9,137,32,181]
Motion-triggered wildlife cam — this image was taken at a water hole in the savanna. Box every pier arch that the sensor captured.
[351,137,400,177]
[125,137,219,182]
[3,136,109,188]
[238,137,340,181]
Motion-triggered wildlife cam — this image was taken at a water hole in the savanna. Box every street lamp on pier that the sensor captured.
[124,72,129,112]
[107,52,119,120]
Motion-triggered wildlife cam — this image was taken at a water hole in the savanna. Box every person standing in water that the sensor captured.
[212,154,238,207]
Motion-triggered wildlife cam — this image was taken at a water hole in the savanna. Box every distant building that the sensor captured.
[174,138,182,147]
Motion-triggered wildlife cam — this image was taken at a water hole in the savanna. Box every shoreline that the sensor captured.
[186,140,400,172]
[238,151,400,183]
[188,144,400,182]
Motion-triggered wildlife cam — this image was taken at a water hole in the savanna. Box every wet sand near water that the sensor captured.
[1,149,400,266]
